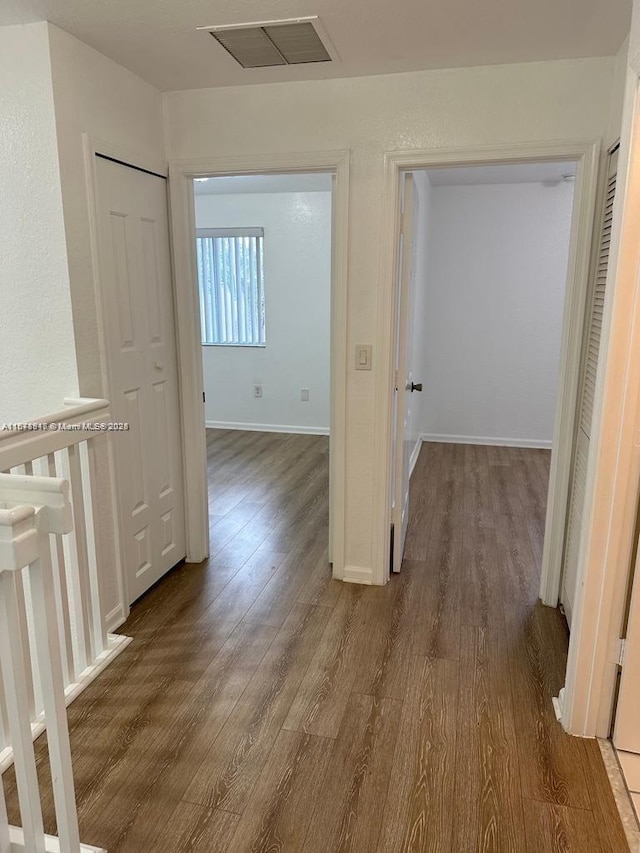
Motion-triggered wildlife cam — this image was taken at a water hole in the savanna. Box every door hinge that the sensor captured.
[617,638,626,667]
[394,369,399,391]
[202,391,206,403]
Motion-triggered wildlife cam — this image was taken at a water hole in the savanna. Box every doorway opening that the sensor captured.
[391,159,577,592]
[190,171,335,577]
[386,145,610,732]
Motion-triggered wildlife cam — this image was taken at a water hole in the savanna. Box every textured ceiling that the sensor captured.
[0,0,631,91]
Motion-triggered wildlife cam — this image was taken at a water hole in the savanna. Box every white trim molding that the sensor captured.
[342,565,374,585]
[421,434,553,450]
[373,140,600,592]
[168,150,350,579]
[205,421,330,435]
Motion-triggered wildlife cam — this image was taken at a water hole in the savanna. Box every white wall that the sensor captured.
[419,180,575,447]
[47,24,166,627]
[164,57,617,578]
[195,191,332,432]
[48,23,166,400]
[0,22,78,422]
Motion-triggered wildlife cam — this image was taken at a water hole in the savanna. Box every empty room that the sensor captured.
[193,172,334,602]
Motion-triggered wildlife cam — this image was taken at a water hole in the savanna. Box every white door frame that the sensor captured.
[168,151,350,578]
[373,139,619,736]
[82,134,171,625]
[374,140,600,591]
[561,48,640,737]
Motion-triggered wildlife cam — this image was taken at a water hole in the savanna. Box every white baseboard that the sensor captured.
[421,433,552,450]
[342,565,374,585]
[9,826,105,852]
[106,603,128,633]
[409,439,422,477]
[206,420,329,436]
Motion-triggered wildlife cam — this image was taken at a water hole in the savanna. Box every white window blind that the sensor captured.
[196,227,265,346]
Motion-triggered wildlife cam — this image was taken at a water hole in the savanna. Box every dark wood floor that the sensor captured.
[2,432,628,851]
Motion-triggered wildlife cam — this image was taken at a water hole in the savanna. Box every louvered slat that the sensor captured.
[562,147,618,626]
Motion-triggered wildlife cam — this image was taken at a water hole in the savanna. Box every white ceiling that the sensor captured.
[0,0,631,92]
[425,161,578,187]
[194,173,333,195]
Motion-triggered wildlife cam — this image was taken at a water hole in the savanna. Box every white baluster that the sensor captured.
[28,531,81,852]
[85,438,108,656]
[66,446,95,671]
[47,453,76,687]
[12,572,36,723]
[0,567,46,853]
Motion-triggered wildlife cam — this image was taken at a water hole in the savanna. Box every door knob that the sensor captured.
[409,382,423,392]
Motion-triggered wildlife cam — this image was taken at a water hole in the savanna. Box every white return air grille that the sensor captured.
[204,18,334,68]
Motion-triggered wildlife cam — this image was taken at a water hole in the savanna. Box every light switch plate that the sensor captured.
[355,344,372,370]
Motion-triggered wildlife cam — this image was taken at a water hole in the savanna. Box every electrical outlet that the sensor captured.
[254,385,263,398]
[301,389,310,402]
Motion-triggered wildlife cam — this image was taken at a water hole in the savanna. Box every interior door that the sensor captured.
[95,155,186,603]
[561,145,618,625]
[391,173,418,573]
[614,538,640,753]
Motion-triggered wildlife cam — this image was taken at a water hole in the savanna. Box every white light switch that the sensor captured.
[355,344,372,370]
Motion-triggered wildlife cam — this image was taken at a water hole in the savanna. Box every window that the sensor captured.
[196,228,266,346]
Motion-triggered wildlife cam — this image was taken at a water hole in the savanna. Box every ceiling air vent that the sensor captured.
[200,17,335,69]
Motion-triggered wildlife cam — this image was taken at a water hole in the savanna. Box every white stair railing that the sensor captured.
[0,475,105,852]
[0,400,130,773]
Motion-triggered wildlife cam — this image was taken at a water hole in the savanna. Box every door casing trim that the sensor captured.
[375,140,603,735]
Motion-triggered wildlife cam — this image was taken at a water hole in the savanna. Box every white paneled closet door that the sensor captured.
[561,145,619,626]
[95,155,186,604]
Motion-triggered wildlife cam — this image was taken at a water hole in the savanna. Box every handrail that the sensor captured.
[0,398,111,472]
[0,398,110,442]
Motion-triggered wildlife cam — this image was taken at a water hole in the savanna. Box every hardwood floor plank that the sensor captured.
[409,513,461,661]
[244,532,329,627]
[579,738,630,852]
[495,512,541,609]
[490,463,525,517]
[522,798,602,853]
[303,692,402,853]
[296,547,342,609]
[118,802,239,853]
[506,605,591,809]
[182,602,329,813]
[463,444,494,528]
[227,729,333,853]
[205,549,287,625]
[283,586,368,738]
[351,575,414,701]
[453,626,526,852]
[461,519,503,629]
[377,656,459,853]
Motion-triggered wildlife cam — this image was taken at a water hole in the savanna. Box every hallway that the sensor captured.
[2,433,628,851]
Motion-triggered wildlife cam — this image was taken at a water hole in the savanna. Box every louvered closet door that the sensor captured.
[561,146,618,626]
